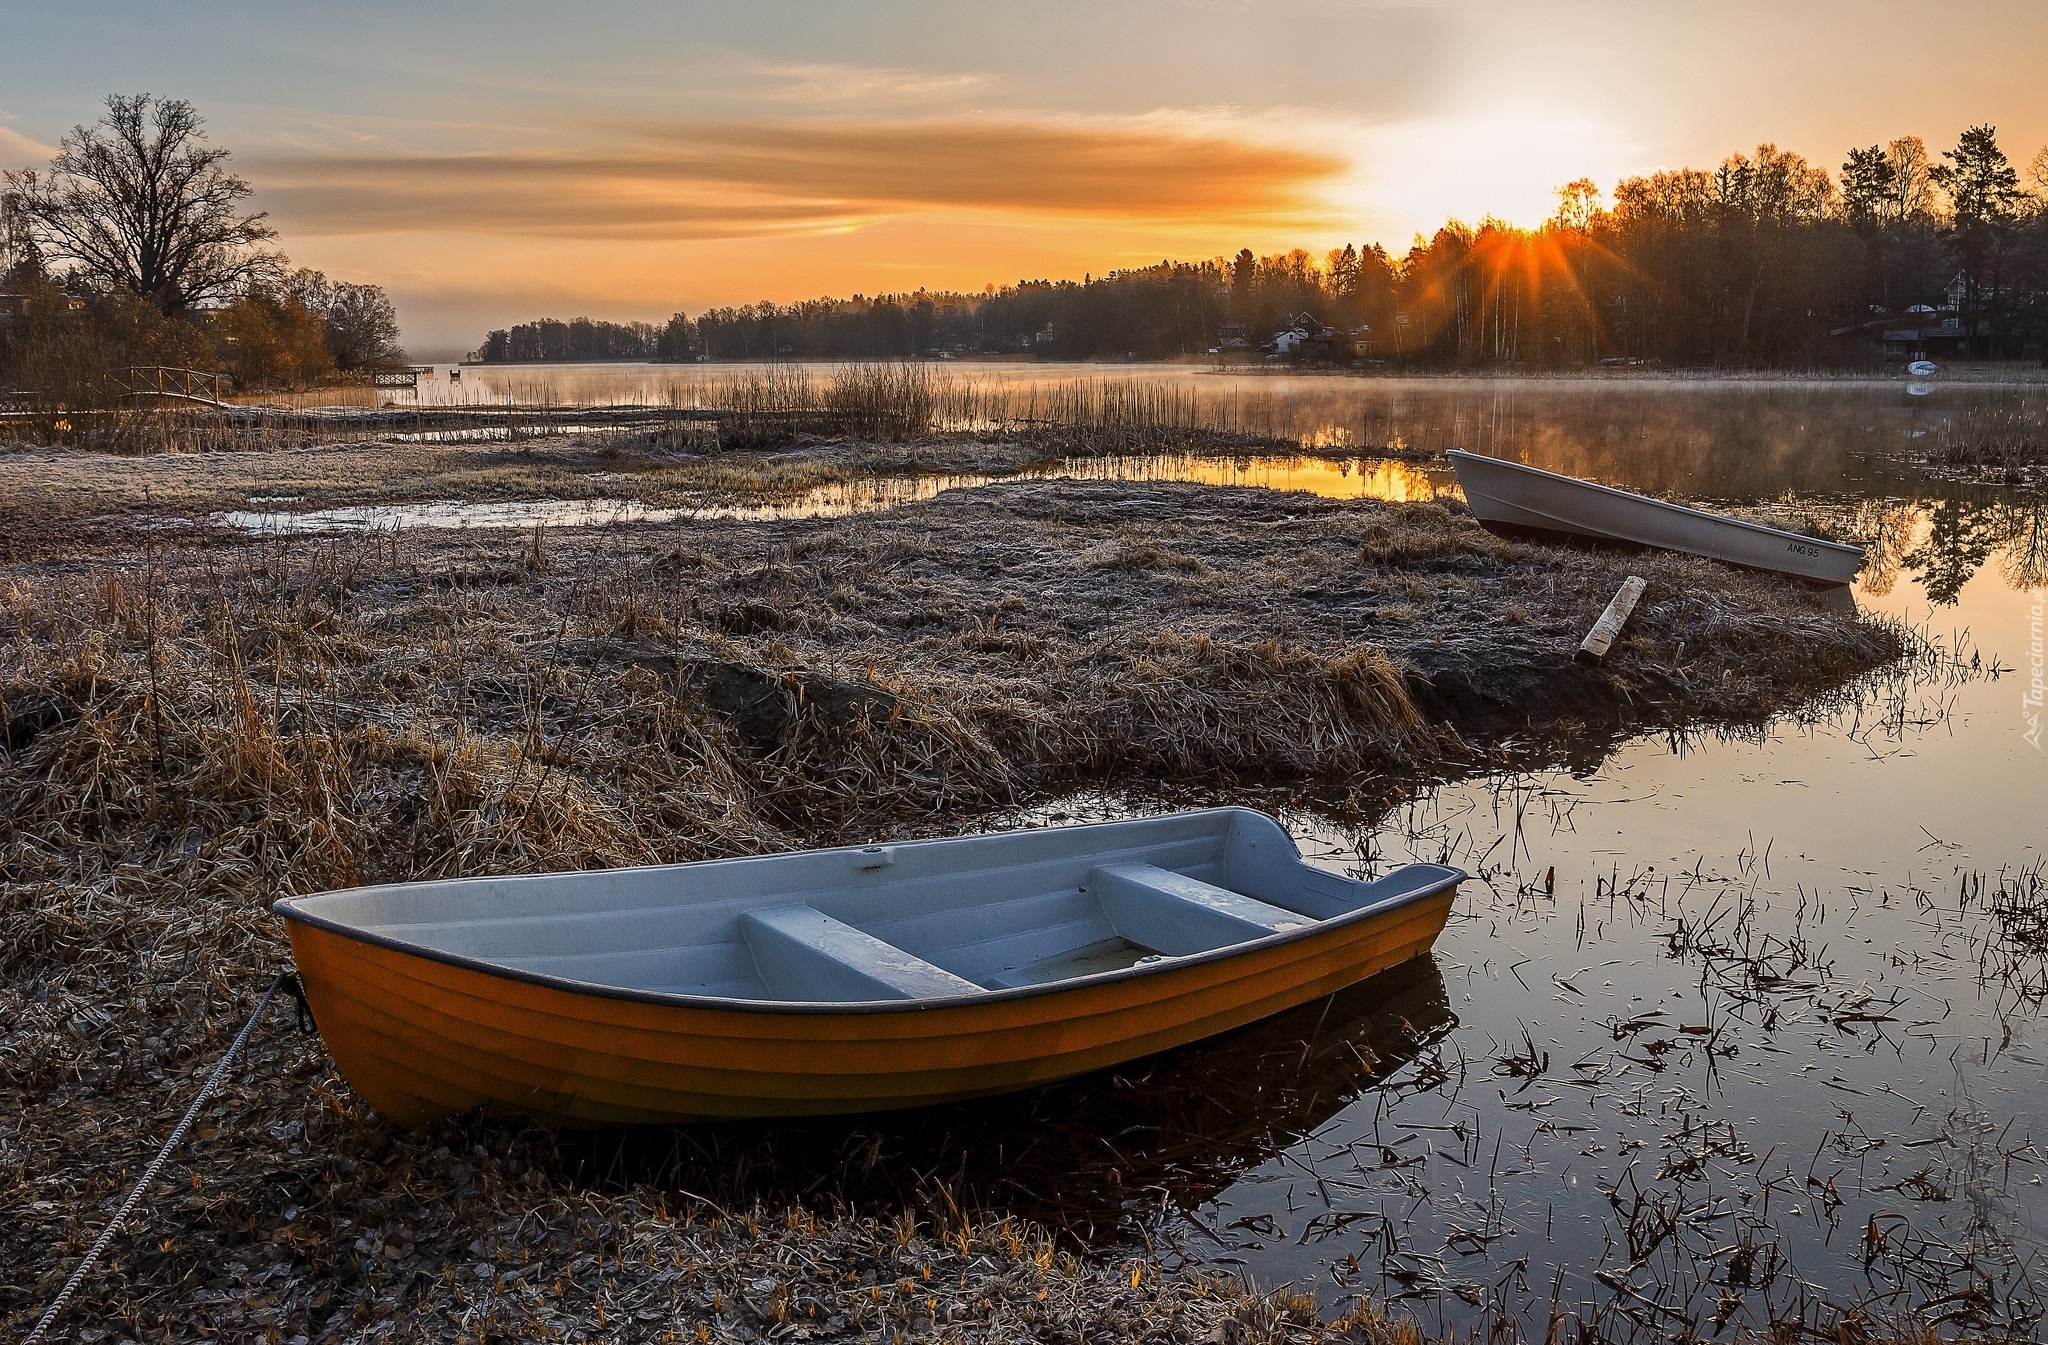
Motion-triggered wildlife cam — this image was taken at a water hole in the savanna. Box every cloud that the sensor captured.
[730,60,992,108]
[0,124,59,167]
[251,116,1345,241]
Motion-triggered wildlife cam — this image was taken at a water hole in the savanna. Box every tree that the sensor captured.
[1930,125,2029,355]
[655,311,697,360]
[1884,137,1938,223]
[3,94,277,313]
[323,282,404,369]
[1932,125,2025,226]
[1552,178,1603,233]
[1229,247,1256,315]
[1840,146,1896,227]
[0,188,39,283]
[213,284,334,389]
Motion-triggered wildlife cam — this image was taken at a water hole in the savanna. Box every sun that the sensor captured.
[1334,111,1641,242]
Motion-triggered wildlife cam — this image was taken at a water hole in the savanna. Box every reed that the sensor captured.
[1933,401,2048,485]
[658,362,1296,453]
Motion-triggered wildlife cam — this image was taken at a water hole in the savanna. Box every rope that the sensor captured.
[21,970,295,1345]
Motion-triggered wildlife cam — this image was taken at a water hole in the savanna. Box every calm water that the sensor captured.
[276,370,2048,1337]
[1152,534,2047,1339]
[297,359,2046,496]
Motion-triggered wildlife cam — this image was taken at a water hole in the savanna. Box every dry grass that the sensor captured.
[0,481,1908,1342]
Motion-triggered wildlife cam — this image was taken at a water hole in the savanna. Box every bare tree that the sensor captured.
[1884,136,1938,222]
[3,94,277,313]
[0,183,41,281]
[323,282,404,369]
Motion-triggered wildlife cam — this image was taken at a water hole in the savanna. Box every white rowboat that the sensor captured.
[1447,450,1864,587]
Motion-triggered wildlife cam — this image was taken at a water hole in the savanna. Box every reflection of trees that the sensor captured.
[1842,498,1924,597]
[557,958,1456,1240]
[1995,501,2048,591]
[1903,499,2003,604]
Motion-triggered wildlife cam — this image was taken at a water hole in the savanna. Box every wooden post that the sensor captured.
[1575,575,1647,665]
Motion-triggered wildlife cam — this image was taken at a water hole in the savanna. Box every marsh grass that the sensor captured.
[1932,401,2048,487]
[0,482,1912,1342]
[4,361,1309,461]
[683,362,1295,455]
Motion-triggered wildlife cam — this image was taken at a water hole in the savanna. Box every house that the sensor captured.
[1267,313,1341,359]
[0,291,85,322]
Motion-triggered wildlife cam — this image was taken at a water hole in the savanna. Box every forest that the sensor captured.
[479,128,2048,369]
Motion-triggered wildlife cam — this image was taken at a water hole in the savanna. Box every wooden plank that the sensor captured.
[1575,575,1648,665]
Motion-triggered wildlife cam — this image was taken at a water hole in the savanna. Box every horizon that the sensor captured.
[5,1,2048,357]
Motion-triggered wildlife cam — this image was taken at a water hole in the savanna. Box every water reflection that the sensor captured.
[219,452,1454,533]
[1906,500,2008,604]
[560,958,1453,1242]
[1839,498,2048,606]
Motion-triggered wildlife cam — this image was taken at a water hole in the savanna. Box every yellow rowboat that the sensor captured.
[276,808,1463,1126]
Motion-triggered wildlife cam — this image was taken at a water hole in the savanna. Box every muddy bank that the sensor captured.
[0,480,1904,1341]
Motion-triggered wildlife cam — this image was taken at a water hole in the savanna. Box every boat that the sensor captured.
[1447,449,1864,586]
[276,808,1464,1126]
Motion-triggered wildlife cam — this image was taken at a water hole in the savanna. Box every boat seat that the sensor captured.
[1089,863,1312,956]
[741,905,984,1002]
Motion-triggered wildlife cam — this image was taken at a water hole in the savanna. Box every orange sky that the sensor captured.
[5,1,2047,355]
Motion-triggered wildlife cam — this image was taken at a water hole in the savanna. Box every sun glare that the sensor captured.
[1341,112,1639,241]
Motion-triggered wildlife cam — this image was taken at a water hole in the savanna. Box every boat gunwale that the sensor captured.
[1444,448,1865,559]
[274,812,1464,1018]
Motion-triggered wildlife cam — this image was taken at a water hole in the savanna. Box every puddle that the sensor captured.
[221,498,689,533]
[218,452,1454,533]
[385,423,616,444]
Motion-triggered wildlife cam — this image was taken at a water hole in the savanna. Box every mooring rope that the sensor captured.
[22,970,298,1345]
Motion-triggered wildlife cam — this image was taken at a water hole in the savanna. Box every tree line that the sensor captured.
[476,314,695,364]
[479,126,2048,370]
[1,94,405,400]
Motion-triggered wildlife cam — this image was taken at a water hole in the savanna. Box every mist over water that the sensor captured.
[322,360,2044,494]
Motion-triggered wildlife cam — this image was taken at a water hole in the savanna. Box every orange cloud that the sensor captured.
[252,117,1346,241]
[0,124,60,167]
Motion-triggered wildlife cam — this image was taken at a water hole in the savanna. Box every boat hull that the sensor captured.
[285,885,1455,1126]
[1447,449,1864,586]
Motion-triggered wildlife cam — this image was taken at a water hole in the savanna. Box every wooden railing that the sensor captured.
[120,367,233,406]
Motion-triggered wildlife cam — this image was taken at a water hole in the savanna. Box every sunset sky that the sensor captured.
[4,0,2047,356]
